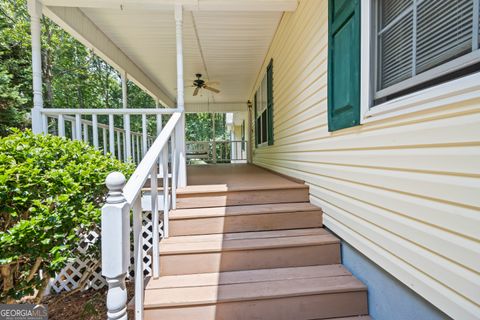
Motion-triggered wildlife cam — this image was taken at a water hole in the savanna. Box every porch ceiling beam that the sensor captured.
[185,103,247,113]
[40,0,298,12]
[43,5,175,107]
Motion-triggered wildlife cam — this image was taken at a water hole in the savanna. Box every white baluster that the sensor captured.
[151,163,159,278]
[83,123,89,143]
[131,134,136,164]
[116,131,122,160]
[109,114,115,156]
[103,128,107,155]
[136,135,141,163]
[75,114,82,141]
[58,114,65,137]
[71,120,75,140]
[102,172,129,320]
[142,114,147,157]
[132,197,144,320]
[162,144,170,238]
[123,132,127,161]
[171,132,177,210]
[125,115,131,161]
[92,114,99,149]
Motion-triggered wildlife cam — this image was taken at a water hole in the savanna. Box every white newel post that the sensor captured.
[28,0,44,134]
[175,4,187,188]
[102,173,130,320]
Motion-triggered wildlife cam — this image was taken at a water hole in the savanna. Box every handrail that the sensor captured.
[123,112,181,205]
[101,111,181,320]
[40,108,180,115]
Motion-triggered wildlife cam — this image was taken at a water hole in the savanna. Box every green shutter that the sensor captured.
[328,0,361,132]
[254,93,258,147]
[267,59,274,145]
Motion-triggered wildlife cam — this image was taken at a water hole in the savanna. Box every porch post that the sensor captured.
[175,4,187,187]
[122,73,132,161]
[28,0,44,134]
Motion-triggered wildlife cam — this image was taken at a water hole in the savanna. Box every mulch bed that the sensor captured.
[41,282,134,320]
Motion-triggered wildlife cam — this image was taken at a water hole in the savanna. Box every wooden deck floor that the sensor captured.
[183,164,304,192]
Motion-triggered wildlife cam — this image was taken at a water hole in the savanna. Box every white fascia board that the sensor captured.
[185,103,247,113]
[41,0,298,12]
[43,5,175,107]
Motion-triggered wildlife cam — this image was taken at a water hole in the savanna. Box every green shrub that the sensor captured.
[0,129,134,302]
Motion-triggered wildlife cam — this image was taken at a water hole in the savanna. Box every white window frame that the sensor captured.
[360,0,480,124]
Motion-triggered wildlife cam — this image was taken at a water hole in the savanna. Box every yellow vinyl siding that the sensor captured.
[250,1,480,319]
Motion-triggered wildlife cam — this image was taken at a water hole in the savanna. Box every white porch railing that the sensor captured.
[102,112,181,320]
[38,108,177,164]
[186,140,248,163]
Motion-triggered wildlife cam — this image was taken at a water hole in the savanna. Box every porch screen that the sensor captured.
[375,0,480,102]
[327,0,361,131]
[255,60,274,146]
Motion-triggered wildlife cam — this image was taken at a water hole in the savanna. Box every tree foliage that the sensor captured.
[0,0,155,136]
[0,130,134,302]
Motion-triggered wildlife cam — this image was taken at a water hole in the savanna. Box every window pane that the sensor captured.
[416,0,473,73]
[379,12,413,89]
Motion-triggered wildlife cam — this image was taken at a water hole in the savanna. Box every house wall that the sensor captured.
[249,1,480,319]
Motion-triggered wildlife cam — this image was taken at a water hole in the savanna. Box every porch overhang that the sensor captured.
[37,0,291,112]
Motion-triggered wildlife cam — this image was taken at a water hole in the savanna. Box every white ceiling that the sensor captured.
[82,7,282,105]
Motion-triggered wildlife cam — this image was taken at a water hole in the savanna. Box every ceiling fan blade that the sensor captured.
[205,81,220,86]
[193,87,200,96]
[203,86,220,94]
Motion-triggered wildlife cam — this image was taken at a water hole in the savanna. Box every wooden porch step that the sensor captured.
[169,202,323,236]
[175,184,310,209]
[158,228,340,275]
[143,265,368,320]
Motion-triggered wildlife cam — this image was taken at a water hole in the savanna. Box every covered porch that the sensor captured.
[26,1,302,319]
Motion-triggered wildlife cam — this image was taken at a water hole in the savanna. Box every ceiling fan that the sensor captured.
[190,74,220,96]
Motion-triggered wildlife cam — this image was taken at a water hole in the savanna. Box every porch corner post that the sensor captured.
[28,0,44,134]
[175,4,187,188]
[102,172,130,320]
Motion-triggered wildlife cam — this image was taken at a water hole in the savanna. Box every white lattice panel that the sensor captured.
[48,210,163,294]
